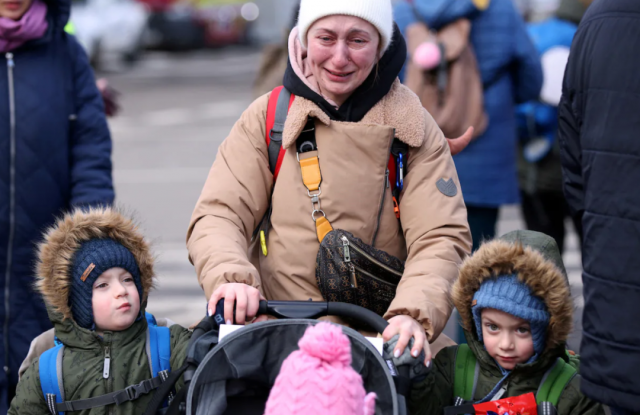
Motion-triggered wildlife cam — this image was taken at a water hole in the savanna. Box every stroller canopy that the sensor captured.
[186,319,400,415]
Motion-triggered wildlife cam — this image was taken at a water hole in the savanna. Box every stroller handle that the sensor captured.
[257,300,389,334]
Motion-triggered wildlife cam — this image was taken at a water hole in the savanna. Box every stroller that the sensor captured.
[145,300,414,415]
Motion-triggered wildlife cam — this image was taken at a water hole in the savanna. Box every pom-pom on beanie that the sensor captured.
[69,238,142,329]
[472,275,550,357]
[264,322,377,415]
[297,0,394,53]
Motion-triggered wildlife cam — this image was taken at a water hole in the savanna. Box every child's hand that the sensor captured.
[208,283,265,325]
[382,315,432,367]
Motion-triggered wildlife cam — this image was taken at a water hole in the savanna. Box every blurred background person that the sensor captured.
[252,0,299,97]
[395,0,543,251]
[0,0,113,409]
[516,0,591,254]
[558,0,640,412]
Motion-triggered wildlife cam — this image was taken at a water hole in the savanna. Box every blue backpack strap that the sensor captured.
[39,344,65,415]
[146,314,171,377]
[145,311,158,327]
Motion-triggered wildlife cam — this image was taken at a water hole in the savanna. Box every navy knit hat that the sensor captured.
[472,275,550,357]
[69,238,143,329]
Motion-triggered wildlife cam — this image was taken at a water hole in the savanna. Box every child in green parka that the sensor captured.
[409,230,604,415]
[9,207,192,415]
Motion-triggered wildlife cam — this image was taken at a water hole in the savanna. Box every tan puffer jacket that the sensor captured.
[187,80,472,340]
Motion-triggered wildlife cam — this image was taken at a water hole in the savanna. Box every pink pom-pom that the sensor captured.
[298,322,352,367]
[363,392,377,415]
[413,41,442,70]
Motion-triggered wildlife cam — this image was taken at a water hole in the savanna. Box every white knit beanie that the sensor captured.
[297,0,394,53]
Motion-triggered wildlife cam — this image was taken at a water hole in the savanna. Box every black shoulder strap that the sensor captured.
[56,371,169,412]
[143,363,190,415]
[268,87,292,174]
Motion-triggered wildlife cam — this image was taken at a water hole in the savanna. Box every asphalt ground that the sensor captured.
[105,48,583,349]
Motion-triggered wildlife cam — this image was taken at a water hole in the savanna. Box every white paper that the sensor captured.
[218,324,244,341]
[365,337,384,355]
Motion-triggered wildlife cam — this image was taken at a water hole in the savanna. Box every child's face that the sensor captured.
[92,267,140,334]
[481,308,535,370]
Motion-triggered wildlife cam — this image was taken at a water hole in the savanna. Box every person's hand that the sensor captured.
[208,283,265,325]
[383,335,430,382]
[447,126,474,156]
[96,78,120,117]
[382,315,432,366]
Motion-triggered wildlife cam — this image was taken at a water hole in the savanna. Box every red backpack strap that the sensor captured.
[265,86,295,181]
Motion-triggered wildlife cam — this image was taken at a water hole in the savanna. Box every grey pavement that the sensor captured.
[106,49,583,350]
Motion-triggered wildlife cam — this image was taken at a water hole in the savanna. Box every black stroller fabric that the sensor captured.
[186,319,399,415]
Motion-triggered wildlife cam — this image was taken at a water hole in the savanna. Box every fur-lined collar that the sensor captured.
[36,207,155,324]
[282,79,427,149]
[453,240,573,353]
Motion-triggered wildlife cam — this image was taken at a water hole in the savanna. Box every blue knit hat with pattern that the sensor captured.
[69,238,143,329]
[472,275,550,357]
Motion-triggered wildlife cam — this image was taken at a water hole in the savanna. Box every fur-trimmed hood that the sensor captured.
[36,207,155,325]
[453,231,573,353]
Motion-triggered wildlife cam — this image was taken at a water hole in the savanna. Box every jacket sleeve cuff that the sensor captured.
[201,265,262,300]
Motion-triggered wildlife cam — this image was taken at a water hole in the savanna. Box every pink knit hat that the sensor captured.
[264,322,377,415]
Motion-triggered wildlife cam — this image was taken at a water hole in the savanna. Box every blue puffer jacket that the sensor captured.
[0,0,113,409]
[395,0,543,206]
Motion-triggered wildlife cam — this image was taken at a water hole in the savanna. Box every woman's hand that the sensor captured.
[208,283,266,325]
[382,315,432,366]
[447,126,474,156]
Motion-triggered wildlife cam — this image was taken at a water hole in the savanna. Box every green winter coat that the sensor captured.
[409,333,603,415]
[409,230,604,415]
[9,308,191,415]
[8,208,193,415]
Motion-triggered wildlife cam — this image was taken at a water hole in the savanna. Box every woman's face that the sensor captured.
[307,15,380,107]
[0,0,33,20]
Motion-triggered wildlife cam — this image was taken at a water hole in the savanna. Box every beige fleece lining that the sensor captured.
[282,80,427,149]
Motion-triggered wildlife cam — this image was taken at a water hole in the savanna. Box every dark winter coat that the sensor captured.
[558,0,640,409]
[8,208,191,415]
[0,0,113,407]
[395,0,543,207]
[409,231,603,415]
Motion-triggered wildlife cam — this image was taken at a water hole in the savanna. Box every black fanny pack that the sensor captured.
[316,229,404,316]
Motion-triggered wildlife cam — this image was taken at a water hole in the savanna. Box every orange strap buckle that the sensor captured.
[393,196,400,219]
[299,154,322,192]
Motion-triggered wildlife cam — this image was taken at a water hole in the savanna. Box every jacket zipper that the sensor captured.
[341,235,403,278]
[3,52,16,378]
[342,236,358,288]
[371,131,395,247]
[103,346,111,379]
[103,344,115,415]
[352,263,397,287]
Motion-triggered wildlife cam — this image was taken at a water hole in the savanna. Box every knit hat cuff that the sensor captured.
[297,0,393,53]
